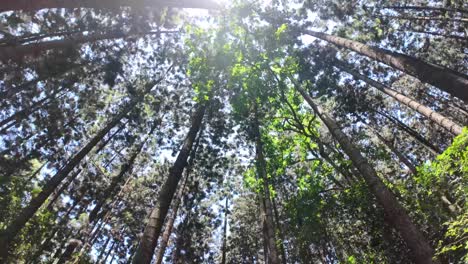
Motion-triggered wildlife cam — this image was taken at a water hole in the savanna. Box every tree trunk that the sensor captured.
[96,235,112,263]
[378,14,468,23]
[253,104,281,264]
[0,104,132,259]
[102,241,115,264]
[46,169,82,210]
[272,197,287,264]
[0,30,177,62]
[383,5,468,15]
[89,119,161,223]
[0,0,220,12]
[303,30,468,103]
[373,108,442,155]
[221,197,229,264]
[132,103,206,264]
[357,115,418,174]
[334,60,463,135]
[296,85,435,264]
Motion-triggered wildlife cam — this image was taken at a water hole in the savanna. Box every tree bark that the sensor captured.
[0,104,132,260]
[383,5,468,15]
[89,119,161,223]
[132,103,206,264]
[221,197,229,264]
[334,60,464,135]
[378,14,468,23]
[253,104,281,264]
[296,85,435,264]
[96,234,112,263]
[0,0,220,12]
[0,30,177,62]
[303,30,468,103]
[357,115,418,174]
[372,108,442,155]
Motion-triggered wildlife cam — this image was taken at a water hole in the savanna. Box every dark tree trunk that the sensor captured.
[0,30,177,62]
[46,169,82,210]
[272,197,287,264]
[221,197,229,264]
[132,103,206,264]
[373,108,442,155]
[296,85,435,264]
[96,235,112,263]
[0,104,132,259]
[334,59,463,135]
[0,0,219,12]
[253,104,280,264]
[89,119,161,223]
[378,14,468,23]
[303,30,468,103]
[383,5,468,15]
[357,115,418,174]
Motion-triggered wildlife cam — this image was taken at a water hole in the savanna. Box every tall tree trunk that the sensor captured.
[334,60,464,135]
[377,14,468,23]
[221,197,229,264]
[154,180,185,264]
[0,104,132,259]
[383,5,468,15]
[96,234,112,263]
[154,124,201,264]
[303,30,468,103]
[132,103,206,264]
[0,30,176,62]
[0,0,220,12]
[102,241,115,264]
[46,169,82,210]
[295,85,435,264]
[372,108,442,155]
[356,115,418,174]
[89,119,161,223]
[272,197,287,264]
[253,104,280,264]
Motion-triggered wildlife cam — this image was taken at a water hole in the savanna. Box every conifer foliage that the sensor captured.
[0,0,467,263]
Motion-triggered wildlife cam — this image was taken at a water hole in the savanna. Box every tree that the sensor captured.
[302,30,468,103]
[132,102,206,264]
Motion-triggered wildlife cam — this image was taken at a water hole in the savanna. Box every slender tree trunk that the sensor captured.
[0,29,85,47]
[0,104,132,259]
[253,104,280,264]
[95,121,128,154]
[272,197,287,264]
[303,30,468,103]
[0,92,61,131]
[383,5,468,15]
[154,124,201,264]
[397,28,468,42]
[377,14,468,23]
[334,60,464,135]
[295,85,435,264]
[102,241,115,264]
[46,169,82,210]
[373,108,442,155]
[221,197,229,264]
[132,103,206,264]
[357,115,418,174]
[89,119,161,223]
[96,235,112,263]
[0,0,219,12]
[154,175,189,264]
[0,30,177,62]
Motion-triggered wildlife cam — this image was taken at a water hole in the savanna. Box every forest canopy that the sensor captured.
[0,0,467,263]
